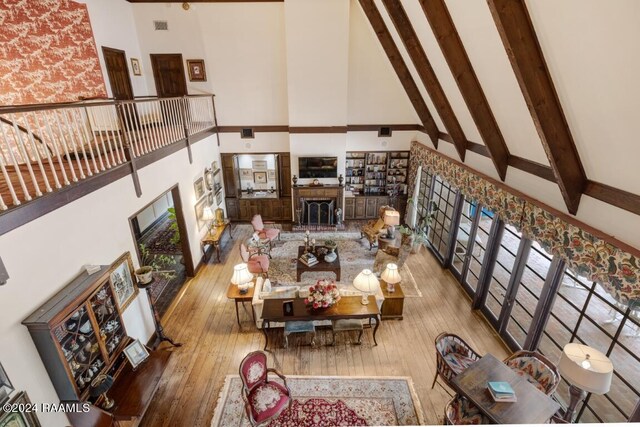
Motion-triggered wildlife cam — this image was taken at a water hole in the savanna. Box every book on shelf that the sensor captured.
[487,381,516,402]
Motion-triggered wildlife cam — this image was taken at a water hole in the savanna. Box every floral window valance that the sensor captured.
[409,141,640,305]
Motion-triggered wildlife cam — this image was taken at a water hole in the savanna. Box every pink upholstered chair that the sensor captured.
[239,351,292,426]
[240,243,269,276]
[251,214,280,241]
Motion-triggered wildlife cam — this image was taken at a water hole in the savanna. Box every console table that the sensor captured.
[201,220,232,262]
[260,296,380,350]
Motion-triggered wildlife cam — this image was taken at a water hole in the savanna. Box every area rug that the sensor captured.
[269,232,422,297]
[210,375,425,427]
[141,216,182,255]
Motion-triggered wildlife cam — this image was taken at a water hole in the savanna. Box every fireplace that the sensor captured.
[305,200,334,225]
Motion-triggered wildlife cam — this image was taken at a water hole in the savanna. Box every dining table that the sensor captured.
[452,353,561,424]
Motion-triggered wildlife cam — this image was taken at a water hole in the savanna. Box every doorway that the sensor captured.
[102,46,138,129]
[150,54,188,97]
[129,185,194,317]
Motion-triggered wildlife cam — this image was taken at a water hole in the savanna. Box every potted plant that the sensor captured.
[324,239,337,253]
[134,244,177,284]
[167,207,181,246]
[399,225,414,246]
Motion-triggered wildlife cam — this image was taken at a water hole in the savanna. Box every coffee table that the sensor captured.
[296,246,341,282]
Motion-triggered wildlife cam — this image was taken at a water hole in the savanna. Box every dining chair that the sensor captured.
[240,243,269,277]
[503,350,560,395]
[432,332,482,390]
[444,394,490,425]
[239,351,292,426]
[251,214,280,241]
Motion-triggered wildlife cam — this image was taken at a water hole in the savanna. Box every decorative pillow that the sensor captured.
[255,277,264,291]
[259,286,299,300]
[263,278,272,292]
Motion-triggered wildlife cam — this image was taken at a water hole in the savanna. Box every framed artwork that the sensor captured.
[252,160,267,170]
[195,197,207,230]
[194,176,205,200]
[239,169,252,179]
[215,191,223,206]
[204,168,213,191]
[207,192,214,207]
[267,169,276,181]
[186,59,207,82]
[130,58,141,76]
[253,171,267,184]
[0,362,13,405]
[109,252,137,311]
[0,392,41,427]
[213,171,222,193]
[211,160,219,173]
[123,339,150,369]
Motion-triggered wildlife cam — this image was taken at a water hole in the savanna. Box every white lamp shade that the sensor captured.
[381,263,401,284]
[383,210,400,226]
[558,343,613,394]
[231,263,253,285]
[353,269,379,293]
[202,205,215,221]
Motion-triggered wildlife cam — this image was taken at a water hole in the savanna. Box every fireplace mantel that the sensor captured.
[292,185,344,225]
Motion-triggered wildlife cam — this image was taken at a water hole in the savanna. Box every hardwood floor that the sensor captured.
[139,227,510,426]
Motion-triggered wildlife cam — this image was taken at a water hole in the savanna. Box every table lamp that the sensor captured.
[558,343,613,421]
[231,263,253,294]
[89,374,115,410]
[353,269,379,305]
[202,205,215,234]
[384,210,400,239]
[381,263,401,293]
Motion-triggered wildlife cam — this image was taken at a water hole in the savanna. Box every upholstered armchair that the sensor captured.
[240,243,269,277]
[373,239,412,274]
[444,395,490,425]
[504,350,560,395]
[360,205,396,250]
[432,333,482,390]
[239,351,292,426]
[252,214,280,241]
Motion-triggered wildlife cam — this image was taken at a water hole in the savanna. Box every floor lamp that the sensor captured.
[558,343,613,422]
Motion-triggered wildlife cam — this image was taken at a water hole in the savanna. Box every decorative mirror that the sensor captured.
[204,167,214,191]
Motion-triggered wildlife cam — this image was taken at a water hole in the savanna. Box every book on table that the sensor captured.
[487,381,517,402]
[299,253,318,266]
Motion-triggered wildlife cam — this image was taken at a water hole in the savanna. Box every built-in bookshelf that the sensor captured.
[345,151,410,196]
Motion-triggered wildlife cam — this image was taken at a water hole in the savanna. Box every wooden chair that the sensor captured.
[432,332,482,390]
[251,214,280,241]
[444,394,490,425]
[503,350,560,396]
[239,351,292,426]
[360,205,396,250]
[240,243,269,277]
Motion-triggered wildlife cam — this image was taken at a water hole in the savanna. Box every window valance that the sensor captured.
[409,141,639,306]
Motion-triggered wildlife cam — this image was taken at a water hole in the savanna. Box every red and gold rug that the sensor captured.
[210,375,425,426]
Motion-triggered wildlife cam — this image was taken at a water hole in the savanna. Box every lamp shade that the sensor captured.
[231,263,253,285]
[353,269,379,294]
[558,343,613,394]
[383,210,400,226]
[89,374,114,397]
[202,205,215,221]
[381,263,401,284]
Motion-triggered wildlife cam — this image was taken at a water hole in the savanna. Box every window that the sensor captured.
[484,224,522,323]
[427,176,457,260]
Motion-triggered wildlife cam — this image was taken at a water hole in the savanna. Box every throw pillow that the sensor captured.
[263,278,272,292]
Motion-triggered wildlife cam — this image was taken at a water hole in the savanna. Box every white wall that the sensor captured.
[219,132,290,154]
[0,136,219,426]
[237,154,278,191]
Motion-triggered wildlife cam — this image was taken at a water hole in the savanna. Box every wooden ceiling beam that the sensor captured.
[381,0,467,161]
[358,0,439,145]
[420,0,509,180]
[487,0,587,214]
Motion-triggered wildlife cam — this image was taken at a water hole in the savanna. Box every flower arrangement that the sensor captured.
[304,280,341,310]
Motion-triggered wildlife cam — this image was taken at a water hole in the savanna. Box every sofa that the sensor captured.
[251,277,385,328]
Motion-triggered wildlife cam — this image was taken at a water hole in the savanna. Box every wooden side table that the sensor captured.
[227,283,256,326]
[201,220,233,262]
[380,281,404,320]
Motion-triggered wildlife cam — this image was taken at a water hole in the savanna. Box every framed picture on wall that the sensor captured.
[194,176,205,200]
[252,160,267,170]
[211,160,220,173]
[213,171,222,193]
[253,171,267,184]
[195,198,207,230]
[186,59,207,82]
[204,168,214,191]
[216,191,223,206]
[267,169,276,181]
[130,58,141,76]
[109,252,137,311]
[239,169,252,179]
[207,192,214,206]
[0,392,41,427]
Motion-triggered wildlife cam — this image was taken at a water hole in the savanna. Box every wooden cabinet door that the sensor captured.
[270,199,282,220]
[279,153,292,197]
[239,200,251,221]
[282,198,292,220]
[365,197,377,218]
[355,198,366,218]
[344,198,355,220]
[221,154,238,197]
[225,198,239,220]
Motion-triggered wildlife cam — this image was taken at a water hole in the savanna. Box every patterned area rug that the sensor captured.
[269,232,422,297]
[142,216,182,255]
[210,375,425,427]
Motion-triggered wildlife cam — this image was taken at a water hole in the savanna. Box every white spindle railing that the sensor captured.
[0,95,215,212]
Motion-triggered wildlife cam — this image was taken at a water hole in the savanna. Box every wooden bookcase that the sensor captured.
[23,266,130,403]
[345,151,410,196]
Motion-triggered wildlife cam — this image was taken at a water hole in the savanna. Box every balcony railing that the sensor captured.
[0,95,215,212]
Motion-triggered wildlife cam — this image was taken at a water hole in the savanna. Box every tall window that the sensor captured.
[451,199,476,276]
[465,207,494,293]
[427,176,457,260]
[484,224,522,322]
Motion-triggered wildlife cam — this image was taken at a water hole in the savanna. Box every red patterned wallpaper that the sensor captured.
[0,0,107,106]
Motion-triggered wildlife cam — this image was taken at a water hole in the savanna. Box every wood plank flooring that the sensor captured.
[139,227,510,426]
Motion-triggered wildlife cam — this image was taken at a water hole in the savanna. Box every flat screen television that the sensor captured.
[298,157,338,178]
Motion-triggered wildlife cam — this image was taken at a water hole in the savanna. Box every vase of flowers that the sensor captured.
[304,280,341,310]
[324,239,337,253]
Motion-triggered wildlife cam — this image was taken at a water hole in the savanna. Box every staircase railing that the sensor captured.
[0,95,215,211]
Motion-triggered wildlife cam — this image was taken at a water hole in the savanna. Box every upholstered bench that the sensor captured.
[284,321,316,348]
[330,319,363,345]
